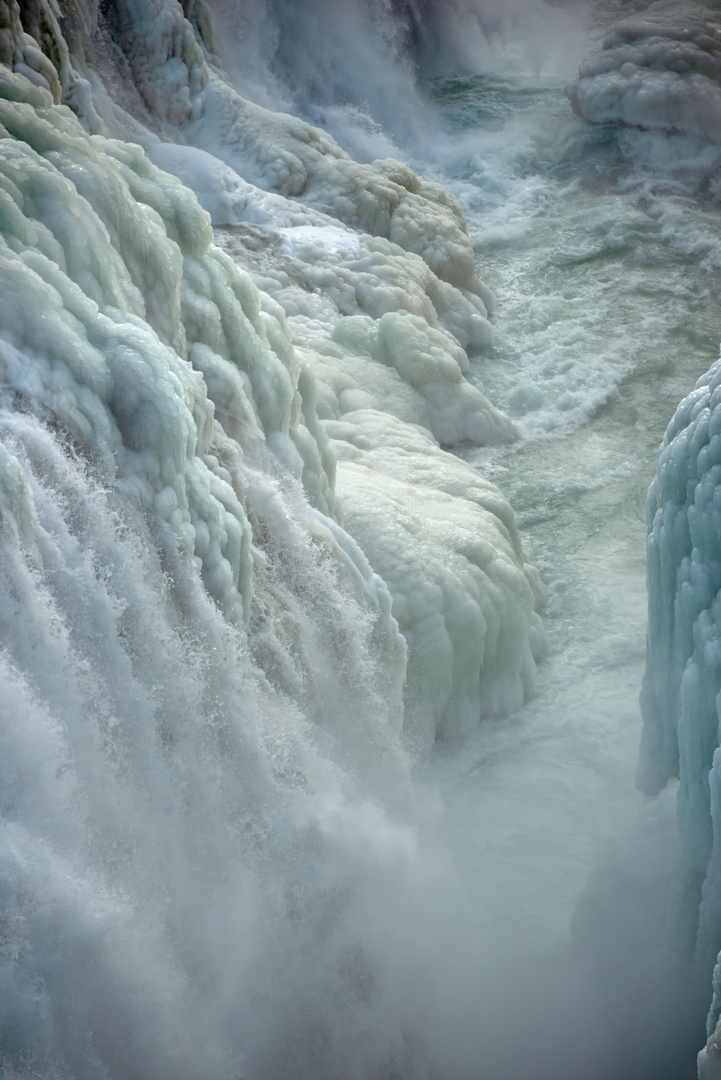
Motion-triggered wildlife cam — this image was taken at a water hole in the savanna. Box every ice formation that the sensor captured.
[566,0,721,143]
[0,0,547,748]
[640,355,721,1072]
[0,2,548,1072]
[700,1029,721,1080]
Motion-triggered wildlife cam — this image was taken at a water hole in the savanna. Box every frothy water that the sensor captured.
[414,42,721,1080]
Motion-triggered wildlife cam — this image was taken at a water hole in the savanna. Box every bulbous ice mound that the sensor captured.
[566,0,721,142]
[0,0,545,745]
[329,412,546,749]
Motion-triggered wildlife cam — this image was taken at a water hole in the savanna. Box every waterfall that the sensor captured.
[4,0,721,1077]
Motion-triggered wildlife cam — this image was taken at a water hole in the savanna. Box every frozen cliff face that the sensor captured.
[640,355,721,1067]
[0,66,353,630]
[566,0,721,143]
[0,0,545,746]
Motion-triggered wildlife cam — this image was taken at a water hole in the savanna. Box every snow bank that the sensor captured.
[566,1,721,143]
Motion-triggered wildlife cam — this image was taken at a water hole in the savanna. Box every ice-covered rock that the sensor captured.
[566,1,721,143]
[699,1040,721,1079]
[29,0,496,305]
[214,216,502,449]
[0,67,336,625]
[212,192,541,741]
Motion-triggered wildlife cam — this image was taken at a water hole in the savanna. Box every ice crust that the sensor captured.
[0,0,545,751]
[566,1,721,143]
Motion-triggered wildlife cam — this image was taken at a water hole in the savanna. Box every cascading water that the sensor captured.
[4,0,721,1077]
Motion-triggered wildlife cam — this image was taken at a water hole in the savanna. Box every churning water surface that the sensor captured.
[401,68,721,1078]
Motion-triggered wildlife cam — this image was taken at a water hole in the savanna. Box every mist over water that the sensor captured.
[4,0,721,1077]
[207,0,591,159]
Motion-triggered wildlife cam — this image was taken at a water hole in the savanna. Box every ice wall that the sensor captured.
[640,357,721,1072]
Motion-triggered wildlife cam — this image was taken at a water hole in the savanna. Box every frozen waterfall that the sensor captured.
[3,0,721,1077]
